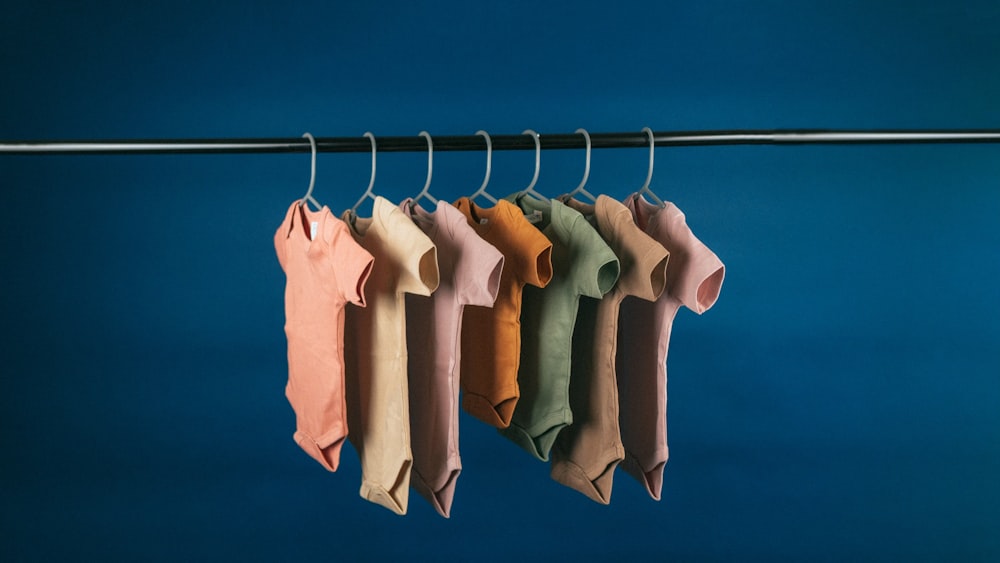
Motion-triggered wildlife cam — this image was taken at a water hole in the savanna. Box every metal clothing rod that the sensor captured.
[2,130,1000,155]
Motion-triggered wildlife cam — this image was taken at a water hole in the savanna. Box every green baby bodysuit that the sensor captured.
[499,194,620,460]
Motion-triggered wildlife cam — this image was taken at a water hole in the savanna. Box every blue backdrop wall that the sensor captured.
[2,2,998,561]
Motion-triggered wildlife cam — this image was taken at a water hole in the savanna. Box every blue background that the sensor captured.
[2,1,999,561]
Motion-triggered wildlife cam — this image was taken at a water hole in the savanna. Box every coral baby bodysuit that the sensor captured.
[617,194,725,500]
[342,196,440,515]
[500,194,620,461]
[401,199,504,518]
[550,195,669,503]
[452,197,553,428]
[273,200,374,473]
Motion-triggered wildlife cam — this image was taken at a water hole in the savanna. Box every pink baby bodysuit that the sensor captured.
[401,199,504,518]
[273,200,374,473]
[617,194,725,500]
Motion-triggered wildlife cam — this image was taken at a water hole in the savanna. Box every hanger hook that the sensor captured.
[349,132,378,217]
[472,130,497,204]
[300,132,321,210]
[575,128,592,190]
[364,131,377,195]
[638,126,665,207]
[415,131,437,205]
[566,128,596,202]
[520,129,541,196]
[641,126,654,192]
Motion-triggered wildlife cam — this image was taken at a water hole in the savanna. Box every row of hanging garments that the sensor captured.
[274,129,726,517]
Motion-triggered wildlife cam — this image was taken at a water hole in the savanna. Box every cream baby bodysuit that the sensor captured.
[342,196,439,515]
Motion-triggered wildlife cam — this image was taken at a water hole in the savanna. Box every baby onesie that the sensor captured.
[500,194,620,461]
[401,199,504,518]
[452,197,553,429]
[342,196,440,515]
[550,195,669,503]
[273,200,374,473]
[617,194,725,500]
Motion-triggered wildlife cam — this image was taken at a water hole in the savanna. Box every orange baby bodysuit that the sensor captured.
[452,198,553,428]
[342,196,439,515]
[274,200,374,473]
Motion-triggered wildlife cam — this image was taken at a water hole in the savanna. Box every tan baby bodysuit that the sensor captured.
[550,195,669,503]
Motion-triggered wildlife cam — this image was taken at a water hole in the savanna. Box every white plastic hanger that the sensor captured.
[636,126,666,207]
[565,128,595,203]
[469,130,498,205]
[411,131,437,208]
[348,132,378,221]
[299,132,321,210]
[517,129,547,201]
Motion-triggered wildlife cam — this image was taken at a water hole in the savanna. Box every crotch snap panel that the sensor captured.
[551,454,621,505]
[293,429,346,472]
[621,452,666,501]
[411,466,460,518]
[499,418,569,462]
[461,391,518,428]
[359,459,412,515]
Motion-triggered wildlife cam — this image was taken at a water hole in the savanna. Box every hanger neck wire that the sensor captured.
[349,132,378,221]
[566,128,596,203]
[300,132,321,210]
[637,126,665,207]
[412,131,437,209]
[518,129,547,201]
[470,130,498,206]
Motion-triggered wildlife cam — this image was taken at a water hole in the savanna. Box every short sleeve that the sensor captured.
[668,209,725,314]
[635,242,670,302]
[680,245,724,314]
[571,214,620,299]
[455,216,505,307]
[387,207,440,296]
[514,214,553,289]
[326,216,374,306]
